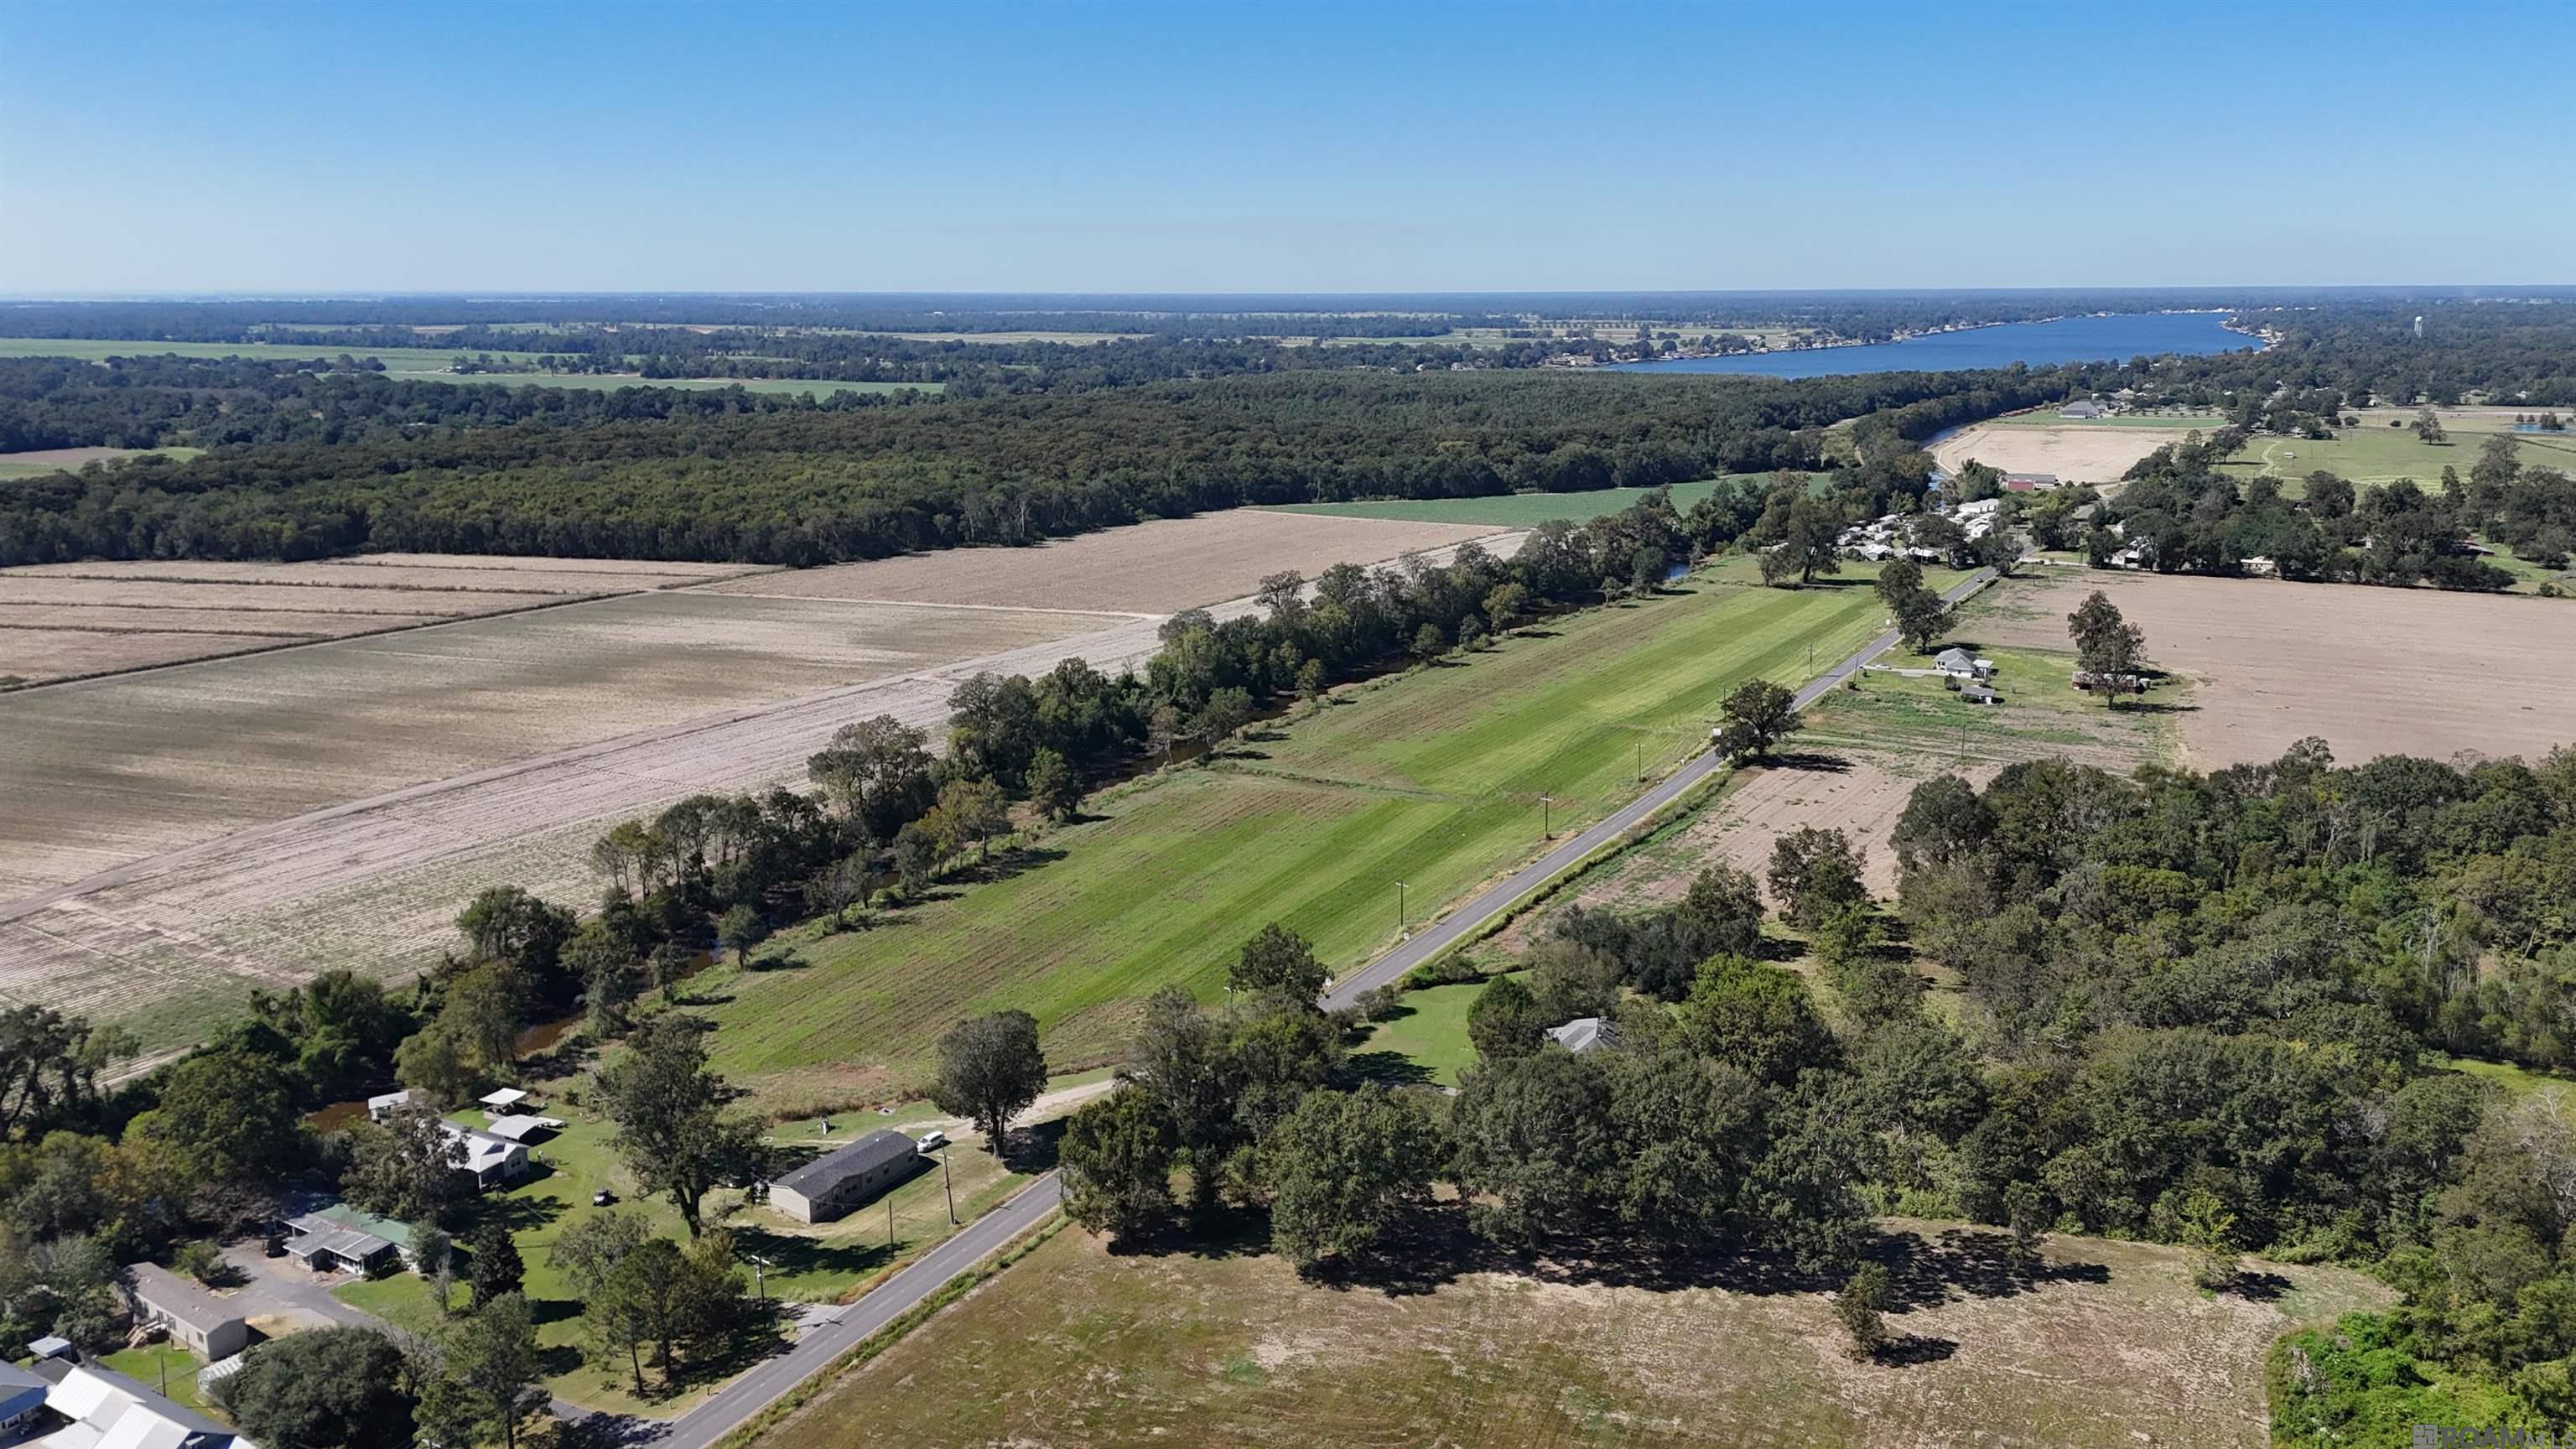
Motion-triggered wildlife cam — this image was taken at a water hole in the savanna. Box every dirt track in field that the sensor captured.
[1971,570,2576,768]
[0,529,1523,1032]
[703,511,1515,612]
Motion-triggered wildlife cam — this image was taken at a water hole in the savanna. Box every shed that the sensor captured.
[1546,1017,1617,1054]
[2002,472,2059,492]
[28,1336,75,1362]
[0,1361,49,1432]
[480,1114,565,1144]
[769,1129,925,1224]
[365,1089,413,1122]
[1960,682,2002,705]
[117,1265,249,1363]
[478,1088,530,1110]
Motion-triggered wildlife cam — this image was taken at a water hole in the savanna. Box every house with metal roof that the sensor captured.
[0,1361,49,1435]
[440,1119,528,1190]
[480,1114,565,1144]
[116,1265,249,1363]
[365,1089,413,1122]
[30,1363,240,1449]
[283,1204,408,1275]
[769,1129,924,1224]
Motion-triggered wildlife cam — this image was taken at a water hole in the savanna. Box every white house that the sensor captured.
[1934,647,1994,680]
[365,1089,413,1122]
[440,1119,529,1190]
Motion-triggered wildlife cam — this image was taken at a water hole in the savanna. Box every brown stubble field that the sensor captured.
[0,517,1523,1040]
[703,510,1518,611]
[1970,570,2576,769]
[1929,422,2180,483]
[0,553,771,685]
[752,1219,2389,1449]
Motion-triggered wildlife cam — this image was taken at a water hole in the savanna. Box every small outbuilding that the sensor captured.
[1546,1017,1617,1054]
[769,1130,926,1224]
[2002,472,2059,492]
[478,1088,531,1111]
[117,1264,250,1363]
[480,1114,565,1144]
[365,1090,413,1122]
[1960,682,2003,705]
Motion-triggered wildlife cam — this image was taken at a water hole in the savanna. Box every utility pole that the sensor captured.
[1394,880,1408,937]
[1635,738,1643,782]
[749,1254,769,1304]
[888,1193,896,1249]
[941,1146,956,1225]
[1540,794,1553,840]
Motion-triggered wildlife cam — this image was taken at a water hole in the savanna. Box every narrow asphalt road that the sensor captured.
[624,564,1994,1447]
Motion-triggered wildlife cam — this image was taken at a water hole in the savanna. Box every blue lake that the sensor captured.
[1613,312,2254,378]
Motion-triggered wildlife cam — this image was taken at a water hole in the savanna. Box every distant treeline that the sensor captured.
[0,368,2070,566]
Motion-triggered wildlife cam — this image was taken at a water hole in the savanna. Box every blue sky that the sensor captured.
[2,0,2568,294]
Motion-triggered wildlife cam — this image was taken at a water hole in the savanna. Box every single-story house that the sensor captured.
[2108,545,2152,569]
[769,1129,925,1224]
[366,1089,413,1122]
[1953,497,2002,521]
[2058,400,2110,419]
[1960,682,2003,705]
[478,1088,530,1111]
[283,1204,409,1275]
[0,1362,49,1434]
[1546,1017,1616,1054]
[2242,555,2279,577]
[31,1362,241,1449]
[117,1264,249,1363]
[1934,647,1994,680]
[441,1119,528,1190]
[480,1114,565,1144]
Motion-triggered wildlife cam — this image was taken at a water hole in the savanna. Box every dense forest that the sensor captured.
[0,368,2070,565]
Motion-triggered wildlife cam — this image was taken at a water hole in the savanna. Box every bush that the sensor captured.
[1355,984,1407,1021]
[1402,956,1486,991]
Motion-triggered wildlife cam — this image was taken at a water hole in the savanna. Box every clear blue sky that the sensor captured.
[3,0,2568,294]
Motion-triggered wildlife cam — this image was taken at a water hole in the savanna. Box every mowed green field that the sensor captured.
[698,568,1912,1109]
[2230,412,2576,486]
[1265,474,1764,529]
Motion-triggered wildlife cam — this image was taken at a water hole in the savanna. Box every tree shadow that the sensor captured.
[1765,750,1855,774]
[1872,1334,1960,1366]
[2220,1269,2293,1301]
[951,846,1068,887]
[1874,1226,2109,1311]
[1347,1050,1435,1087]
[472,1176,569,1234]
[997,1116,1067,1174]
[528,1296,584,1327]
[1514,628,1562,640]
[745,950,810,974]
[726,1225,894,1285]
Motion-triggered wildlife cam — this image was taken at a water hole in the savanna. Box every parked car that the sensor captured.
[916,1130,948,1153]
[592,1188,615,1207]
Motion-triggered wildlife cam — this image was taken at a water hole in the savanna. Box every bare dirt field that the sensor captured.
[0,591,1127,899]
[0,553,771,684]
[754,1218,2389,1449]
[1932,423,2174,483]
[705,511,1515,613]
[0,532,1518,1038]
[1971,570,2576,768]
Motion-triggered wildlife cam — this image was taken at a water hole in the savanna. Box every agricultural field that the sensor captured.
[704,511,1518,614]
[750,1216,2390,1449]
[0,337,938,398]
[693,567,1922,1111]
[332,1101,1034,1416]
[2223,408,2576,486]
[0,590,1128,896]
[0,553,766,686]
[1969,569,2576,769]
[0,522,1516,1042]
[1932,419,2196,483]
[0,444,204,480]
[1260,475,1763,530]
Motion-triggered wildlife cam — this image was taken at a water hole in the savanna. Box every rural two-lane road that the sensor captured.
[626,564,1997,1448]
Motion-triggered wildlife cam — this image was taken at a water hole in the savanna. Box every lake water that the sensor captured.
[1614,312,2254,378]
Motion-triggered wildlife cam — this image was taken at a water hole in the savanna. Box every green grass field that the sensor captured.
[695,564,1925,1109]
[0,445,204,480]
[1264,474,1764,529]
[1351,974,1516,1088]
[2226,417,2576,486]
[333,1104,1028,1415]
[101,1344,213,1417]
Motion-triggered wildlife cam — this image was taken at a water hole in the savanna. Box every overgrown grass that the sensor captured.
[696,567,1924,1108]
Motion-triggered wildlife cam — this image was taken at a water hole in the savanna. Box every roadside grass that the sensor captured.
[741,1212,2392,1449]
[1352,974,1517,1088]
[332,1104,1031,1416]
[100,1344,212,1417]
[696,563,1936,1110]
[1260,474,1763,529]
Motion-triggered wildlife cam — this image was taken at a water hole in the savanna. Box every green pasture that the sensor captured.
[0,445,203,480]
[2225,422,2576,486]
[698,564,1930,1108]
[1352,974,1514,1088]
[0,338,937,399]
[1265,474,1765,529]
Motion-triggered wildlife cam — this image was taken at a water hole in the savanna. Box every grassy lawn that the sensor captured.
[332,1105,1032,1415]
[695,563,1935,1112]
[744,1213,2391,1449]
[101,1343,213,1417]
[1352,974,1517,1088]
[1802,642,2177,761]
[1262,474,1763,528]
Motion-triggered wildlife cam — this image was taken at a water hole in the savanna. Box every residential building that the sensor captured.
[0,1363,49,1436]
[440,1120,527,1190]
[29,1362,241,1449]
[1934,647,1993,680]
[769,1130,924,1224]
[116,1265,249,1363]
[1546,1017,1616,1054]
[2002,472,2059,492]
[2058,400,2110,419]
[364,1090,412,1122]
[282,1203,410,1275]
